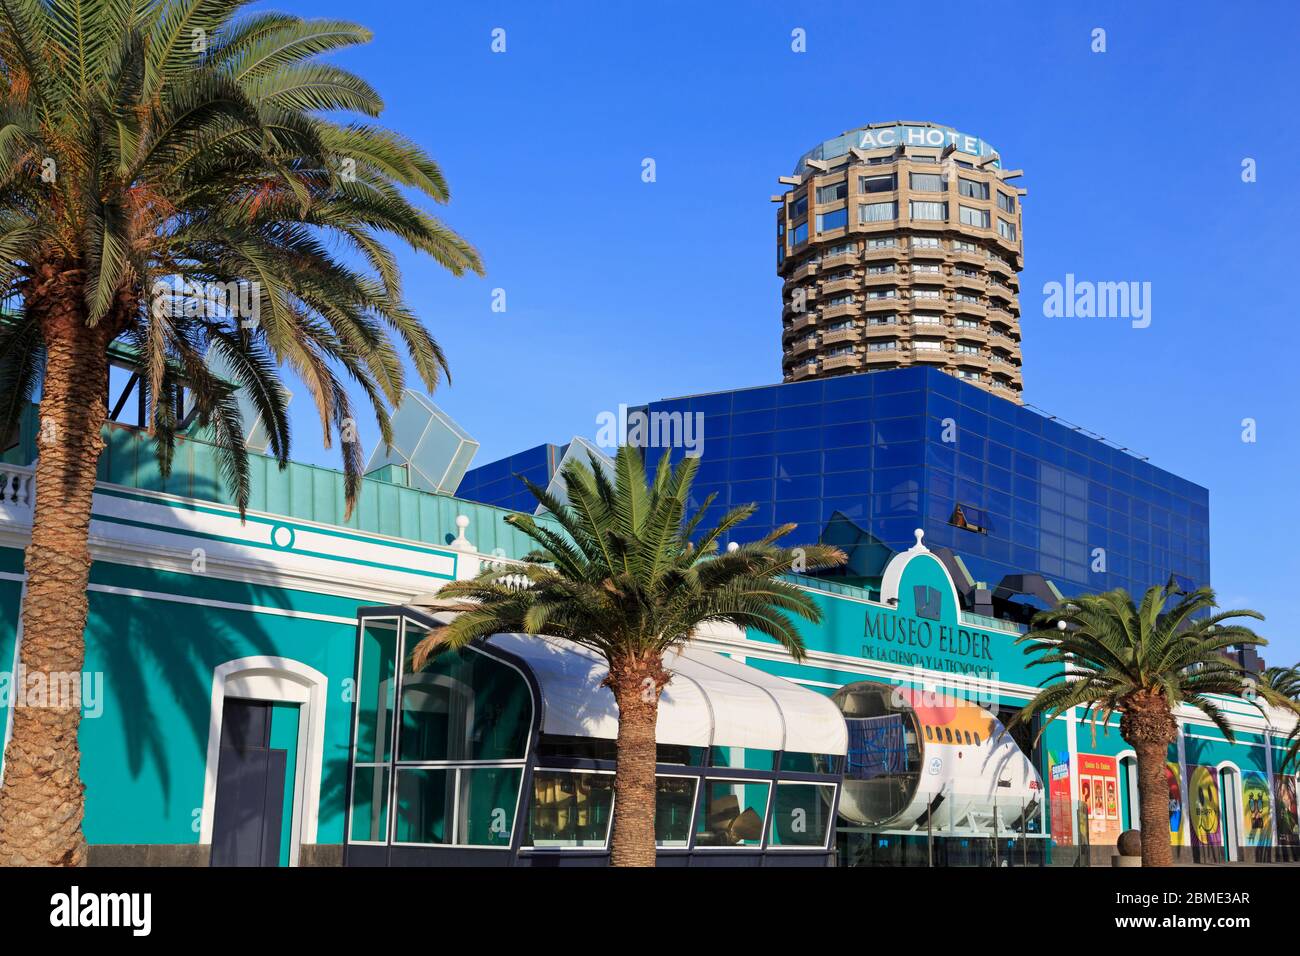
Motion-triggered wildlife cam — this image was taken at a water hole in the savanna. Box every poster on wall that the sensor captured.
[1167,762,1184,847]
[1048,754,1072,846]
[1077,754,1121,845]
[1241,771,1271,847]
[1275,775,1298,847]
[1189,765,1222,848]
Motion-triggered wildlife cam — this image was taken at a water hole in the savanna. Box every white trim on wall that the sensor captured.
[199,657,328,867]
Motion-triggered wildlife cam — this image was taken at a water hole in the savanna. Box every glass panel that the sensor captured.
[778,751,838,774]
[354,619,398,763]
[348,766,390,843]
[768,783,836,847]
[393,768,451,845]
[710,746,776,770]
[655,776,697,847]
[399,627,531,761]
[526,770,615,848]
[457,766,524,846]
[695,779,771,847]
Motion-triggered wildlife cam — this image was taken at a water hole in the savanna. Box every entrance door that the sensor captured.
[210,698,300,866]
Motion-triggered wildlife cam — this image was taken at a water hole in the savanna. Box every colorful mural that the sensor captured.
[1241,771,1271,847]
[1167,762,1184,846]
[1189,765,1222,848]
[1276,775,1298,847]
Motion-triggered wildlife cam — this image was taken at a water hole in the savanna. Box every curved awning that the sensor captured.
[485,632,847,757]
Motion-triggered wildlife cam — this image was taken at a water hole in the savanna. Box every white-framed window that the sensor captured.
[816,179,848,203]
[867,313,897,326]
[958,177,989,199]
[859,201,897,223]
[912,287,942,299]
[826,293,855,307]
[959,204,990,228]
[998,218,1017,241]
[913,339,943,351]
[909,200,947,221]
[865,288,896,300]
[911,235,942,249]
[867,339,897,352]
[955,291,981,304]
[859,173,896,193]
[866,237,897,249]
[909,172,945,193]
[912,313,943,325]
[911,262,941,274]
[956,343,981,355]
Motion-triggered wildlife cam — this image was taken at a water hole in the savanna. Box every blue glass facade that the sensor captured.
[457,367,1210,602]
[456,442,561,514]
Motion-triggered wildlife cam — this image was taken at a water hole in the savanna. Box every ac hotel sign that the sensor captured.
[855,124,999,162]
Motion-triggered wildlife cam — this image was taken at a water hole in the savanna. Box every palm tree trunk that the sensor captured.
[0,266,111,866]
[1122,693,1179,868]
[1132,740,1174,867]
[607,652,667,867]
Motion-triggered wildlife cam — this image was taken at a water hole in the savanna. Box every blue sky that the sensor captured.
[272,0,1299,660]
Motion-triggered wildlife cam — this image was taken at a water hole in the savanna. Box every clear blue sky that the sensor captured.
[271,0,1300,661]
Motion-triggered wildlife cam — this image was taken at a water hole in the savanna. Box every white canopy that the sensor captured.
[484,632,847,756]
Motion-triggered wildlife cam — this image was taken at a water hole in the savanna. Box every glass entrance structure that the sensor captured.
[344,605,847,867]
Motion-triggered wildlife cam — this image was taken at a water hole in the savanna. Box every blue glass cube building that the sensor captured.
[458,366,1210,605]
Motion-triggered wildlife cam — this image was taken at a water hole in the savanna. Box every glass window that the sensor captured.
[997,191,1016,213]
[817,207,848,232]
[392,766,522,847]
[909,172,945,192]
[859,173,896,193]
[791,195,807,219]
[958,177,989,199]
[695,780,771,847]
[349,765,390,843]
[656,776,698,847]
[393,768,451,845]
[526,770,615,848]
[959,204,990,228]
[793,221,808,246]
[768,783,836,847]
[998,219,1017,241]
[399,634,531,762]
[816,179,847,203]
[910,201,947,221]
[354,619,399,764]
[859,201,897,223]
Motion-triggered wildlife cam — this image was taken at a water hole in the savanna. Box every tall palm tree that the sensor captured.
[1013,585,1292,866]
[0,0,482,865]
[408,445,845,867]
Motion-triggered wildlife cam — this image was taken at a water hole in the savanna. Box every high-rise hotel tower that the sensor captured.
[777,122,1026,401]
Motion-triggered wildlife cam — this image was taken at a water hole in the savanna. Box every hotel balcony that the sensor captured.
[790,336,818,356]
[822,327,863,347]
[821,301,859,320]
[786,312,818,334]
[789,362,819,381]
[820,277,858,296]
[821,250,857,270]
[821,353,863,372]
[911,346,949,363]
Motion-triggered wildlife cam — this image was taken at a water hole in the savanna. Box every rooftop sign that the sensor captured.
[795,123,1001,174]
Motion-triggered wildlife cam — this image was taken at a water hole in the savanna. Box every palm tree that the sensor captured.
[0,1,482,865]
[1260,665,1300,771]
[408,445,845,866]
[1013,585,1292,866]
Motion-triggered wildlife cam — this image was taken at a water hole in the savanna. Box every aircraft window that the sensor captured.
[974,733,981,745]
[964,731,972,745]
[944,728,953,743]
[925,726,933,741]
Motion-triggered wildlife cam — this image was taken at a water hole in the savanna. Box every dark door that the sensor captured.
[210,698,288,867]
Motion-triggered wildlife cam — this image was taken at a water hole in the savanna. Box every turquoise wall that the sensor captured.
[77,561,360,847]
[0,548,22,753]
